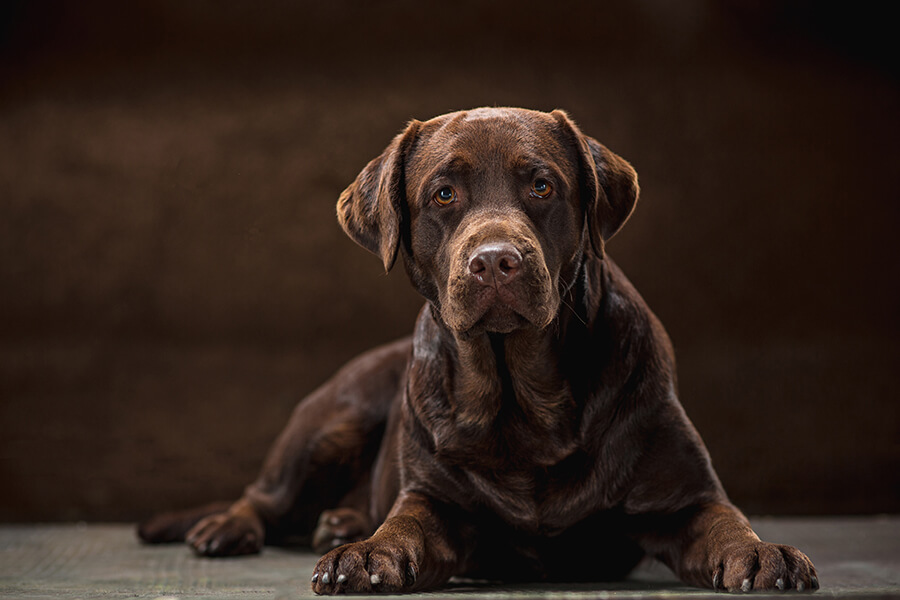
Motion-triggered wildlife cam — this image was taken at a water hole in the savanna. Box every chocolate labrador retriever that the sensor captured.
[139,107,818,594]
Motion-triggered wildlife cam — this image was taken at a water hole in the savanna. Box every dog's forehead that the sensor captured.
[455,106,542,124]
[411,108,569,174]
[428,108,559,147]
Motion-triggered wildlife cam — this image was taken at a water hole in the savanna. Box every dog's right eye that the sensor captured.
[433,186,458,206]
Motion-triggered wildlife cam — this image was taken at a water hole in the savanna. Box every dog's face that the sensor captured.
[338,108,639,335]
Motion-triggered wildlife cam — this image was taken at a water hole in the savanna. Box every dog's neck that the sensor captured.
[450,325,573,436]
[409,257,610,468]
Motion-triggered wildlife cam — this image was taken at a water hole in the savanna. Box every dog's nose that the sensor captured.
[468,243,522,287]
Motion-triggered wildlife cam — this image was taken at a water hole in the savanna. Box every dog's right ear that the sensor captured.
[337,120,422,272]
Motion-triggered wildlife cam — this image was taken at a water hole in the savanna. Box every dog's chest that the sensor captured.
[459,448,599,535]
[408,336,608,532]
[435,406,599,533]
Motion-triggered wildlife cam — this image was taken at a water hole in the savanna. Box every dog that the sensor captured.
[139,107,818,594]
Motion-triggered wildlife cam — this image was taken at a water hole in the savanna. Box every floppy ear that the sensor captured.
[551,110,639,257]
[337,120,421,271]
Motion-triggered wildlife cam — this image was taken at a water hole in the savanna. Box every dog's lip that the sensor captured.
[458,288,545,334]
[473,284,518,313]
[469,305,526,334]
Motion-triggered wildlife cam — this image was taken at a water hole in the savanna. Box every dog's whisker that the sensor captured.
[560,296,588,327]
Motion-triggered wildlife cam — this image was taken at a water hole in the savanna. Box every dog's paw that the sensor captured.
[712,541,818,592]
[137,501,232,544]
[311,538,419,595]
[185,511,263,557]
[311,508,372,554]
[137,512,192,544]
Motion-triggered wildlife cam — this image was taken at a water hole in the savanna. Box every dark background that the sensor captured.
[1,1,897,522]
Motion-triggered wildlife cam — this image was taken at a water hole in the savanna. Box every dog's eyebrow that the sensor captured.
[509,154,564,179]
[509,155,543,172]
[430,155,475,179]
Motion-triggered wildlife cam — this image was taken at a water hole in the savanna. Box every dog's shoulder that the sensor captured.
[589,256,675,374]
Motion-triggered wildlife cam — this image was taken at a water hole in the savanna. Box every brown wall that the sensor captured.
[1,1,897,522]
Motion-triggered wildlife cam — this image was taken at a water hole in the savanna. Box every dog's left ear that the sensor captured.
[551,110,639,256]
[337,120,422,271]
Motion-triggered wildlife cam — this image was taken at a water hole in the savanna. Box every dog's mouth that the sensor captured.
[469,291,529,334]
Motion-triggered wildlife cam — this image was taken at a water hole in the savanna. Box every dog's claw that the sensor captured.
[321,572,330,584]
[370,574,381,585]
[776,578,785,590]
[811,576,819,590]
[336,574,347,584]
[311,572,318,583]
[741,578,752,593]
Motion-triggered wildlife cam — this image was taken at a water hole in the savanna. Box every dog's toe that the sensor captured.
[186,513,263,557]
[312,508,372,555]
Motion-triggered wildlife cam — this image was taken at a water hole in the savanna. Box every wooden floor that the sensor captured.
[1,517,898,599]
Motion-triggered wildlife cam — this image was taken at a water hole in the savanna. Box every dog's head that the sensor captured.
[338,107,638,335]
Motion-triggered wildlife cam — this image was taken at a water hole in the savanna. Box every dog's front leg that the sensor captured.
[311,490,465,594]
[645,502,819,593]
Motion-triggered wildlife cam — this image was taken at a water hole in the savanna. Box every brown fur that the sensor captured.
[138,107,817,594]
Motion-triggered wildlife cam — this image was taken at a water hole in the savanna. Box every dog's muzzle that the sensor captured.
[441,215,557,334]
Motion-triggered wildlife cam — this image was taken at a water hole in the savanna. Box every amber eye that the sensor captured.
[531,179,552,198]
[433,186,457,206]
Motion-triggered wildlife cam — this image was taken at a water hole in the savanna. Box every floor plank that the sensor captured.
[1,517,898,598]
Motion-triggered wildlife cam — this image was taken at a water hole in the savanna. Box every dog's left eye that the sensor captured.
[531,179,552,198]
[433,186,458,206]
